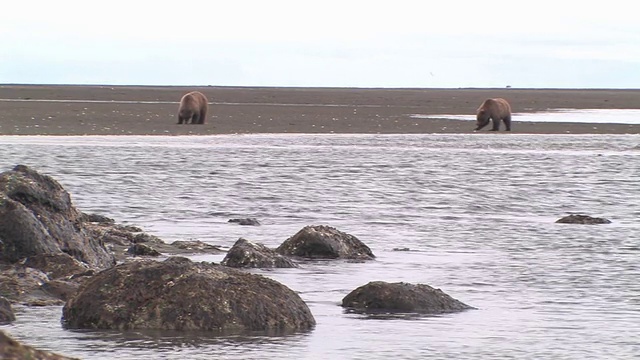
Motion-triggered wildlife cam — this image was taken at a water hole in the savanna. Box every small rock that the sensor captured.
[127,244,161,257]
[0,296,15,324]
[23,253,90,280]
[556,214,612,224]
[132,233,164,244]
[119,225,144,232]
[170,240,224,253]
[41,280,80,302]
[78,212,114,224]
[222,238,298,268]
[342,281,474,315]
[228,218,261,226]
[276,225,375,260]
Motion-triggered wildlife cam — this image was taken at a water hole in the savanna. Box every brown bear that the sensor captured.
[475,98,512,131]
[177,91,208,124]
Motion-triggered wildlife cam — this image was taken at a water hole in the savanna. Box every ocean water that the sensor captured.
[0,134,639,360]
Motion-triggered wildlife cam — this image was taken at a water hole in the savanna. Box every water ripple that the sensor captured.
[0,134,639,359]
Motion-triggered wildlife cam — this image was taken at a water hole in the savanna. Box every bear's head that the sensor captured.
[476,110,490,129]
[179,108,195,123]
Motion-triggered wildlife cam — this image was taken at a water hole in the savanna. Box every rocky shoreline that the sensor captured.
[1,164,479,358]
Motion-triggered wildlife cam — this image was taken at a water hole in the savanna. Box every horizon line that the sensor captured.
[1,83,639,91]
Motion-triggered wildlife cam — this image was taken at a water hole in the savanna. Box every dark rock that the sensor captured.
[0,296,15,324]
[62,256,315,333]
[556,214,612,224]
[126,243,161,257]
[69,270,95,280]
[169,240,224,253]
[222,238,298,268]
[78,212,114,224]
[228,218,261,226]
[24,299,65,306]
[276,225,375,260]
[41,280,80,302]
[0,165,115,269]
[0,264,50,302]
[84,225,135,246]
[342,281,474,315]
[119,225,143,232]
[83,220,168,262]
[23,253,89,280]
[132,233,163,244]
[0,330,78,360]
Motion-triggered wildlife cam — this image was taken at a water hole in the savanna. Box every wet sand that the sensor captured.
[0,85,639,135]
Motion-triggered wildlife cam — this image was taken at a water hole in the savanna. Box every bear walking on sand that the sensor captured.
[177,91,208,124]
[475,98,511,131]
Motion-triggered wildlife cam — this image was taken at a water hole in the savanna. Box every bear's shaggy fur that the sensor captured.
[475,98,512,131]
[177,91,208,124]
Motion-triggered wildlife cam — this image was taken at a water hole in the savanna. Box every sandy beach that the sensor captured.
[0,85,639,135]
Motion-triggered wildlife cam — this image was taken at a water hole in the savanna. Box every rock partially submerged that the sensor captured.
[62,256,315,333]
[0,165,115,269]
[276,225,375,260]
[222,238,298,268]
[23,253,90,280]
[0,296,15,324]
[126,243,161,257]
[82,221,150,247]
[228,218,261,226]
[169,240,224,253]
[556,214,612,224]
[19,253,94,304]
[0,263,51,303]
[41,280,80,302]
[0,330,78,360]
[341,281,474,315]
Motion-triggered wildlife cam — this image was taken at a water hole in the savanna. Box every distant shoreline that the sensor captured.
[0,85,638,135]
[2,83,640,90]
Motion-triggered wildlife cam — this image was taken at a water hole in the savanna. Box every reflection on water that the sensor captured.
[412,108,640,124]
[0,134,639,359]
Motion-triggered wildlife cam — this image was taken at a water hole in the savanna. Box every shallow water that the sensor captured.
[413,108,640,124]
[1,134,639,359]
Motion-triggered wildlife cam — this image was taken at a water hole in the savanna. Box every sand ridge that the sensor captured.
[0,85,638,135]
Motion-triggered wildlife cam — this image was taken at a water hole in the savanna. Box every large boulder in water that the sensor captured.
[555,214,612,224]
[222,238,298,268]
[341,281,474,315]
[0,165,115,269]
[0,330,78,360]
[276,225,375,260]
[62,256,315,333]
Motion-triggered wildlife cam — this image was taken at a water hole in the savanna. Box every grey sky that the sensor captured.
[1,0,638,88]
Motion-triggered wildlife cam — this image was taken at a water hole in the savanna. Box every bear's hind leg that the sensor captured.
[198,107,207,124]
[503,116,512,131]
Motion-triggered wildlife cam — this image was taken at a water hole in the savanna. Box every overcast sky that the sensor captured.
[1,1,638,88]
